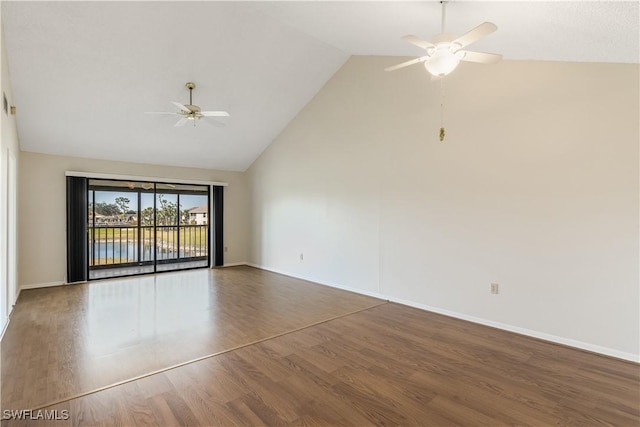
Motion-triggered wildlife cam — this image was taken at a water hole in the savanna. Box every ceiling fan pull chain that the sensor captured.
[439,78,446,142]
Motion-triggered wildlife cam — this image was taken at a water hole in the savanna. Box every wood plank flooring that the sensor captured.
[1,267,381,411]
[2,266,639,426]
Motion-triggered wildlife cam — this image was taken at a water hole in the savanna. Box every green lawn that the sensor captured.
[89,226,208,248]
[90,227,138,240]
[156,228,208,247]
[93,257,133,265]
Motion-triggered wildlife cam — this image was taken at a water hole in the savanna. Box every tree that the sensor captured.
[181,207,191,225]
[113,196,130,224]
[141,207,154,226]
[94,202,119,216]
[164,202,178,225]
[156,195,177,226]
[115,197,130,214]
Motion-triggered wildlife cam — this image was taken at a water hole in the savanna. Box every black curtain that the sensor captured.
[66,177,88,283]
[212,186,224,267]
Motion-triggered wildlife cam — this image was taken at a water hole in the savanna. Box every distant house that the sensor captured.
[89,212,106,225]
[189,206,208,225]
[123,214,137,224]
[89,212,137,226]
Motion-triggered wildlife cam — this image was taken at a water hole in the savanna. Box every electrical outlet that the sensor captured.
[491,283,499,294]
[300,253,304,261]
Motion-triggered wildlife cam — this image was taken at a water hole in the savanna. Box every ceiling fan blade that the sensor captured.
[451,22,497,49]
[200,111,230,117]
[171,101,191,113]
[402,35,436,51]
[145,111,177,115]
[458,50,502,64]
[174,117,189,127]
[385,56,429,72]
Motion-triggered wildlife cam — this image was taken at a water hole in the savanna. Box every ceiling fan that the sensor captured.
[385,1,502,77]
[146,82,230,127]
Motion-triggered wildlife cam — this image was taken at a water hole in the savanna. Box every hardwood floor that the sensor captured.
[2,266,639,426]
[1,267,381,412]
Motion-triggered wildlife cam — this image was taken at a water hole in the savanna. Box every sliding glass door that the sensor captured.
[154,183,209,272]
[87,179,210,280]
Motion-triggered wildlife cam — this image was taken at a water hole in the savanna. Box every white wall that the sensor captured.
[247,56,639,361]
[0,25,21,333]
[18,152,249,287]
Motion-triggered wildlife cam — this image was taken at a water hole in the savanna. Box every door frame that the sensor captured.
[65,171,227,282]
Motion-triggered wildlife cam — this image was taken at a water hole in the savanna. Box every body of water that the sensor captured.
[89,241,197,265]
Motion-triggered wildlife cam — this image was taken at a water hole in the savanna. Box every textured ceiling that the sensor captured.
[2,1,638,172]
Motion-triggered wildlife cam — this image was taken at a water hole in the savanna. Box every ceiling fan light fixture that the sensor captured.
[385,3,500,77]
[424,47,460,76]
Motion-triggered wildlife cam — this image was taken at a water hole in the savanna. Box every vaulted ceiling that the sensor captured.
[2,1,638,171]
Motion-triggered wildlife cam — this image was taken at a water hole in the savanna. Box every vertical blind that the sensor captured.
[212,186,224,267]
[66,176,88,283]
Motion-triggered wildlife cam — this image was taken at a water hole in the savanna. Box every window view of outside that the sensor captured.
[88,180,209,273]
[89,190,139,265]
[154,192,209,262]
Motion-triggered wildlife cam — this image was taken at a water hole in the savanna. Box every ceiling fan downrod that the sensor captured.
[186,82,195,106]
[440,1,447,34]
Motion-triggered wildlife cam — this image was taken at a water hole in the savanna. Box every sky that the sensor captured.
[91,191,208,212]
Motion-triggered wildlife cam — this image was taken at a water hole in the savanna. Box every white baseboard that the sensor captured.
[20,281,66,291]
[391,297,639,363]
[1,310,11,341]
[247,263,639,363]
[1,290,20,342]
[221,262,248,268]
[246,262,386,299]
[1,317,9,342]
